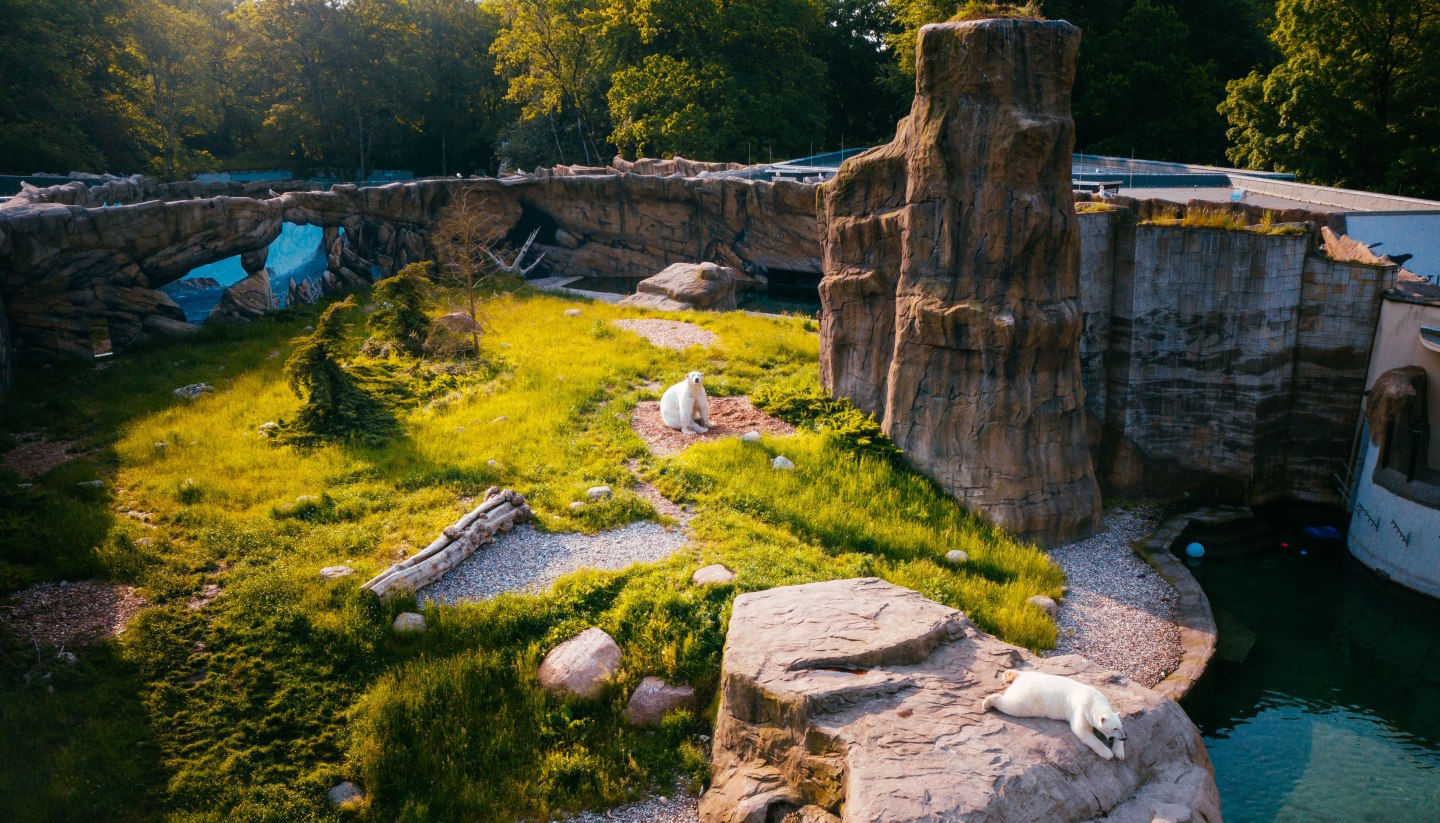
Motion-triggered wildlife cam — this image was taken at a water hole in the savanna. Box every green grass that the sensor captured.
[0,288,1062,821]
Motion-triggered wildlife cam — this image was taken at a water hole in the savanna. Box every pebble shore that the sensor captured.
[419,521,690,605]
[1043,505,1183,687]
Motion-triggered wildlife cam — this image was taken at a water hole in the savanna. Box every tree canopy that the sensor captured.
[4,0,1434,197]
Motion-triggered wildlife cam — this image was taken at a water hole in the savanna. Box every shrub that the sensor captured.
[752,380,903,463]
[950,1,1046,23]
[281,297,399,446]
[368,263,434,358]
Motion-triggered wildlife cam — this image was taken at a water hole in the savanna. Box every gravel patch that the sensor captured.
[1043,505,1182,688]
[611,319,717,351]
[2,436,84,479]
[631,397,794,457]
[559,793,699,823]
[420,521,690,605]
[1,580,146,649]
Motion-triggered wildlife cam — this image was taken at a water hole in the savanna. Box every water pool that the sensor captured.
[1174,506,1440,822]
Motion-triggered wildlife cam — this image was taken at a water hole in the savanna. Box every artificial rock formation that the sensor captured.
[818,19,1100,546]
[700,578,1220,823]
[619,262,739,311]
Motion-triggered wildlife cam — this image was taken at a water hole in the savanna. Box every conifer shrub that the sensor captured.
[367,262,434,357]
[280,296,399,446]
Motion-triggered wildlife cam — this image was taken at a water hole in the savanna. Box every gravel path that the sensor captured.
[560,793,698,823]
[419,521,690,605]
[611,319,717,350]
[1042,505,1182,687]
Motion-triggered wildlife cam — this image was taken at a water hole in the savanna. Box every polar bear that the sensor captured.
[981,669,1127,760]
[660,371,711,434]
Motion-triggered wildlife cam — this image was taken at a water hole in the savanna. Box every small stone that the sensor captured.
[569,501,587,511]
[454,426,466,433]
[392,612,427,633]
[1027,594,1058,619]
[18,483,34,490]
[623,676,697,726]
[771,456,796,470]
[492,416,507,423]
[303,325,314,332]
[945,549,968,565]
[296,495,320,504]
[564,308,582,317]
[154,441,168,450]
[56,651,78,665]
[487,459,500,467]
[172,382,215,399]
[537,627,622,699]
[327,781,364,806]
[587,485,613,501]
[692,564,737,585]
[258,422,279,437]
[741,431,762,443]
[135,537,154,546]
[267,349,280,360]
[77,480,104,488]
[320,565,355,580]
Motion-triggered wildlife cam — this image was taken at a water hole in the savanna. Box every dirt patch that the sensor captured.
[611,319,717,350]
[1,437,84,478]
[632,397,795,457]
[1,581,146,649]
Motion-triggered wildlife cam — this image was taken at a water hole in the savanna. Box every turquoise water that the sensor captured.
[1175,508,1440,822]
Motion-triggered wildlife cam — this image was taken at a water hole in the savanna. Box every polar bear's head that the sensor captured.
[686,371,705,387]
[1091,705,1125,741]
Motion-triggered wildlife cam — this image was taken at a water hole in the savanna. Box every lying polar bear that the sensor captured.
[660,371,711,434]
[982,669,1127,760]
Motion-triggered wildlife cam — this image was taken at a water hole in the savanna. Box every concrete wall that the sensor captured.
[1350,442,1440,598]
[1363,298,1440,464]
[1077,210,1387,505]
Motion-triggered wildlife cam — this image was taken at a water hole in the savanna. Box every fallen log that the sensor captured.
[362,487,532,600]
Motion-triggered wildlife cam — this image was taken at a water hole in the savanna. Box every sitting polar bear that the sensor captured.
[981,669,1127,760]
[660,371,711,434]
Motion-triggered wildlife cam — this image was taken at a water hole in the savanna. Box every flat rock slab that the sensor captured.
[700,577,1220,823]
[632,397,794,457]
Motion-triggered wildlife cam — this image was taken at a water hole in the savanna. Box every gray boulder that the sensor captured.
[623,676,697,726]
[699,577,1220,823]
[537,627,622,699]
[619,262,738,311]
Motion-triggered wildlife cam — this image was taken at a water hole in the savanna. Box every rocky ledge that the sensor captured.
[700,577,1219,823]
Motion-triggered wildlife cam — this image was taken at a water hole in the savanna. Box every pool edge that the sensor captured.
[1133,512,1218,702]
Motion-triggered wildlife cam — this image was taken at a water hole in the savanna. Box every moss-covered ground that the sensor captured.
[0,289,1063,822]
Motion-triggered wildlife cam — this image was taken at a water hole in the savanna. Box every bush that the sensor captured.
[281,297,400,446]
[752,380,903,463]
[368,263,434,358]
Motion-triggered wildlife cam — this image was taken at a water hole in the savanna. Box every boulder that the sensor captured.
[619,262,739,312]
[1028,594,1059,619]
[771,456,795,470]
[692,564,737,585]
[327,781,364,806]
[319,565,354,580]
[537,627,622,699]
[208,270,277,324]
[944,549,967,565]
[817,18,1101,547]
[740,431,762,443]
[392,612,427,633]
[623,676,697,726]
[700,578,1219,823]
[173,383,214,399]
[436,311,482,333]
[587,485,613,501]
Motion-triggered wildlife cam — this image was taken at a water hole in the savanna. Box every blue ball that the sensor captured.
[1185,542,1206,558]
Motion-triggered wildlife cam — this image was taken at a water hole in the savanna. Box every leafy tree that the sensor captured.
[283,296,399,444]
[1221,0,1440,196]
[129,0,226,178]
[368,262,433,357]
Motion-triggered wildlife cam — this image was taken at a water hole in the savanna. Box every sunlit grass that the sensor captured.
[0,288,1059,822]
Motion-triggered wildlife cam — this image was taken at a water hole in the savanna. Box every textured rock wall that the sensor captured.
[819,18,1101,546]
[0,174,819,361]
[0,286,11,404]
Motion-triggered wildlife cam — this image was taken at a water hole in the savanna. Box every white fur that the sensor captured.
[981,670,1127,760]
[660,371,711,434]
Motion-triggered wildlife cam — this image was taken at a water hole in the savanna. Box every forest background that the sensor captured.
[1,0,1436,198]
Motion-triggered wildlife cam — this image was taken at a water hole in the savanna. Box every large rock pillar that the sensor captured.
[819,18,1100,546]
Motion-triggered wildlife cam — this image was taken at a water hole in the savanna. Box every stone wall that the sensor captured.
[0,286,11,404]
[1076,208,1388,506]
[0,173,820,362]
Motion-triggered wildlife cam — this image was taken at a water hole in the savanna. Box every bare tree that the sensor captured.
[429,189,544,355]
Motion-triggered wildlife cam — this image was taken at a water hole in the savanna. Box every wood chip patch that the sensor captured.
[631,397,794,457]
[611,319,717,350]
[1,581,146,649]
[1,438,83,478]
